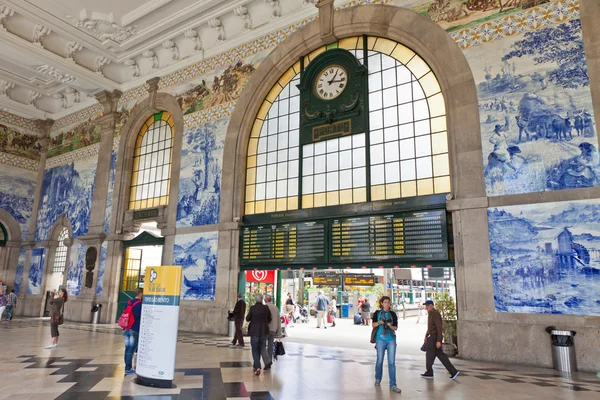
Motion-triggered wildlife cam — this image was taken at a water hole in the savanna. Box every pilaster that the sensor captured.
[27,119,53,242]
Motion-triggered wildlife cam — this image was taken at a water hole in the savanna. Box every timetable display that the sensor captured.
[330,210,447,262]
[241,221,327,265]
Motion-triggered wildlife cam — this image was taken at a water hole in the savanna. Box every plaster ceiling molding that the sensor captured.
[32,24,51,48]
[35,65,76,84]
[264,0,282,19]
[233,6,252,31]
[184,29,203,54]
[66,9,137,44]
[143,50,159,69]
[0,80,15,97]
[28,90,41,107]
[125,59,141,77]
[303,0,318,4]
[208,18,225,42]
[94,56,111,76]
[65,87,81,103]
[53,93,68,109]
[65,41,84,62]
[0,5,15,31]
[162,39,180,61]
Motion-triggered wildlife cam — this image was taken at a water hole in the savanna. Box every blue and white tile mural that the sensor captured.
[465,19,597,196]
[0,165,36,240]
[27,247,45,295]
[174,231,219,300]
[13,247,27,294]
[66,243,85,297]
[36,156,97,241]
[489,199,600,316]
[176,118,227,227]
[103,150,118,235]
[96,242,107,296]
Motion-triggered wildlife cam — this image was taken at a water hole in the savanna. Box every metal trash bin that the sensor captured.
[545,326,577,372]
[90,304,102,324]
[227,312,235,340]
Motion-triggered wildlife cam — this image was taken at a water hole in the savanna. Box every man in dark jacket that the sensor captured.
[246,294,272,375]
[231,292,246,347]
[421,300,459,380]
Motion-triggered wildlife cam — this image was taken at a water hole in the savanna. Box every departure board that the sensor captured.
[241,221,327,265]
[330,210,447,262]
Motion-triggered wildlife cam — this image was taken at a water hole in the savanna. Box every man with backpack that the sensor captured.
[119,288,143,376]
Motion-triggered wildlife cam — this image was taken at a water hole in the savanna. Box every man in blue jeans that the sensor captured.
[124,288,143,375]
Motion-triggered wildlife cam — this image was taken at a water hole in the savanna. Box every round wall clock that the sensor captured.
[314,65,348,100]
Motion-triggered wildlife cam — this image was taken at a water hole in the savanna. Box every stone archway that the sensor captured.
[0,209,23,287]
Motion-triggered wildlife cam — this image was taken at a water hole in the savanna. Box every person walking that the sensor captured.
[122,288,143,375]
[361,298,371,326]
[246,294,271,376]
[373,296,402,394]
[0,287,7,321]
[315,291,329,329]
[329,295,337,327]
[231,292,246,348]
[421,300,459,380]
[45,289,67,349]
[5,288,17,321]
[261,295,281,370]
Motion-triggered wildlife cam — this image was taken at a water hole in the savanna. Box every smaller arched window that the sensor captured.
[0,222,7,247]
[129,111,174,210]
[53,228,69,274]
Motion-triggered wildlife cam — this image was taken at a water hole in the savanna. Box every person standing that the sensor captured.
[0,287,6,321]
[231,292,246,348]
[361,298,371,326]
[373,296,402,394]
[421,300,459,380]
[285,293,294,318]
[315,291,329,329]
[45,289,67,349]
[246,294,271,376]
[261,295,281,370]
[5,288,17,321]
[123,288,143,375]
[329,295,337,328]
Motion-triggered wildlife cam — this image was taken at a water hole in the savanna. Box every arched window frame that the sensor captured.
[0,222,7,247]
[244,36,450,215]
[129,111,175,210]
[52,228,69,274]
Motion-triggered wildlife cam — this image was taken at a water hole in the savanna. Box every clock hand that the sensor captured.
[327,70,339,85]
[329,79,345,84]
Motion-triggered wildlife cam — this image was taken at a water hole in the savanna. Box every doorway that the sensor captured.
[117,230,164,318]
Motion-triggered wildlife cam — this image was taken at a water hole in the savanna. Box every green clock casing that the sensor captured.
[297,48,368,145]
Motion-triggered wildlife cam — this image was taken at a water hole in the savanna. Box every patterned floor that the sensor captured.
[1,318,599,399]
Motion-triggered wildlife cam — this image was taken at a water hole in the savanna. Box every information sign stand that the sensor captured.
[135,265,182,388]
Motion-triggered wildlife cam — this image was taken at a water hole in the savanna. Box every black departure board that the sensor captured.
[241,221,327,265]
[330,210,447,262]
[313,276,341,286]
[344,274,375,286]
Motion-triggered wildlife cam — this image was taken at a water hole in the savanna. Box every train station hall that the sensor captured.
[0,0,599,399]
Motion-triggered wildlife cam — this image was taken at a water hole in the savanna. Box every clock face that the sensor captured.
[314,65,348,100]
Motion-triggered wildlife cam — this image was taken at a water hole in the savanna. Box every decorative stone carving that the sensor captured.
[143,50,159,69]
[162,40,180,61]
[65,87,81,103]
[36,65,76,84]
[184,29,203,53]
[66,10,137,43]
[125,59,141,77]
[28,91,42,106]
[0,80,14,97]
[0,5,14,31]
[66,42,83,61]
[264,0,282,19]
[303,0,318,4]
[84,246,97,289]
[208,18,225,41]
[234,6,252,30]
[53,93,68,109]
[94,56,111,76]
[33,25,51,47]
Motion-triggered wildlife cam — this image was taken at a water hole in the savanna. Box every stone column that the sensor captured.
[27,119,53,242]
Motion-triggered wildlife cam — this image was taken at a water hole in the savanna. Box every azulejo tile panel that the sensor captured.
[0,124,41,160]
[0,152,38,171]
[27,247,45,295]
[0,109,42,134]
[174,231,219,301]
[49,119,103,158]
[45,143,100,169]
[0,164,36,240]
[52,103,103,132]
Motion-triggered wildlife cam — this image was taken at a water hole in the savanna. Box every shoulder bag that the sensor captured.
[370,310,379,344]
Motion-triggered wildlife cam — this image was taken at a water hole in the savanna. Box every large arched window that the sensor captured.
[245,37,449,215]
[52,228,68,274]
[129,111,174,210]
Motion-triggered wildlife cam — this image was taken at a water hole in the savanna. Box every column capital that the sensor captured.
[95,90,123,115]
[75,233,107,247]
[147,77,161,110]
[315,0,336,44]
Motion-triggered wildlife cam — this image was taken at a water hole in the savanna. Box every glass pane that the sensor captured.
[257,153,267,166]
[327,171,339,190]
[412,81,425,101]
[434,176,451,193]
[289,146,299,160]
[382,68,397,89]
[268,118,277,134]
[314,155,326,174]
[279,98,289,115]
[370,144,384,164]
[289,160,299,177]
[369,72,382,92]
[302,157,313,175]
[431,132,448,154]
[401,159,416,181]
[290,96,300,113]
[277,149,288,162]
[256,166,266,183]
[327,138,339,153]
[370,110,383,130]
[327,153,338,171]
[340,169,353,189]
[353,148,366,167]
[289,130,300,147]
[268,135,277,151]
[370,91,383,111]
[416,156,433,179]
[397,66,412,85]
[371,164,385,185]
[371,129,383,144]
[415,120,430,136]
[258,137,267,153]
[353,133,365,148]
[385,141,399,162]
[266,181,276,199]
[384,126,399,142]
[428,93,446,118]
[413,100,429,121]
[278,133,288,149]
[398,103,413,124]
[353,167,366,187]
[288,178,299,196]
[314,141,326,155]
[339,150,352,169]
[289,113,300,130]
[314,174,326,193]
[278,162,288,179]
[339,136,352,150]
[267,164,277,181]
[383,107,398,127]
[277,180,287,197]
[302,176,313,193]
[399,123,414,139]
[415,135,431,157]
[433,154,450,176]
[369,53,382,71]
[267,151,277,164]
[381,53,397,69]
[385,162,400,183]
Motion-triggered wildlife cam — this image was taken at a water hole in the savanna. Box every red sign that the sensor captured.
[245,270,275,283]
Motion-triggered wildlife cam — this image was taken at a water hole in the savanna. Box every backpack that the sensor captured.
[118,300,141,330]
